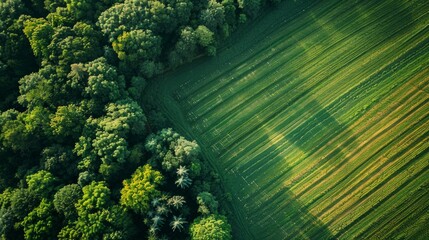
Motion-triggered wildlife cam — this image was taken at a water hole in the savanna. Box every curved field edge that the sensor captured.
[147,0,429,239]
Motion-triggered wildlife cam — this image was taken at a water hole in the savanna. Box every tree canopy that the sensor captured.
[0,0,278,237]
[190,214,232,240]
[120,164,164,215]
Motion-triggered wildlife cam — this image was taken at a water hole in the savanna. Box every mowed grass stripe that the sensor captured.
[301,68,429,207]
[331,144,429,237]
[326,150,429,239]
[201,0,428,159]
[181,0,382,120]
[175,0,344,101]
[303,83,429,214]
[297,96,429,217]
[152,0,429,238]
[219,21,429,175]
[244,72,428,196]
[290,45,429,203]
[222,14,428,191]
[224,96,428,238]
[191,4,428,234]
[291,67,429,209]
[288,131,428,238]
[234,5,424,238]
[325,127,429,233]
[189,2,396,141]
[177,0,388,117]
[347,165,429,238]
[317,114,429,221]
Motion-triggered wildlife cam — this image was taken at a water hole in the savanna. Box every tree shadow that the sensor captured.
[152,0,421,238]
[285,100,359,154]
[225,97,365,239]
[224,121,339,239]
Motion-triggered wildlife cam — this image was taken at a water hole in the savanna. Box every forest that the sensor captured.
[0,0,280,239]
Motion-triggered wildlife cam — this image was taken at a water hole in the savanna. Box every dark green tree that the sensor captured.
[50,104,86,141]
[58,181,133,239]
[0,1,38,109]
[1,107,51,153]
[83,57,127,105]
[200,0,226,33]
[41,145,77,181]
[0,109,31,153]
[43,0,66,12]
[127,76,147,102]
[8,188,39,227]
[238,0,261,19]
[170,26,198,66]
[196,192,218,215]
[64,0,117,21]
[47,22,102,67]
[92,131,129,178]
[145,128,202,176]
[53,184,82,220]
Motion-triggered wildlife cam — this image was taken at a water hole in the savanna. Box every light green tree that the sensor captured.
[21,199,57,240]
[120,164,163,214]
[190,214,232,240]
[50,104,86,140]
[23,18,54,60]
[26,170,58,198]
[100,99,147,139]
[83,58,127,104]
[195,25,216,56]
[58,181,133,239]
[92,131,129,178]
[113,29,160,61]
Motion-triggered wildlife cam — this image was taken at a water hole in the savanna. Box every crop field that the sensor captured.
[151,0,429,238]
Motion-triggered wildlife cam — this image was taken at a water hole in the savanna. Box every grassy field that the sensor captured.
[149,0,429,238]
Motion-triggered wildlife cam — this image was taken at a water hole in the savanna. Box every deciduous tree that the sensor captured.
[50,104,86,141]
[120,164,163,215]
[53,184,82,220]
[21,198,58,240]
[196,192,218,215]
[26,170,58,198]
[59,181,133,239]
[83,57,126,104]
[190,214,232,240]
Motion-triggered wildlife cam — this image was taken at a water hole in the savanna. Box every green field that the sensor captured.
[149,0,429,238]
